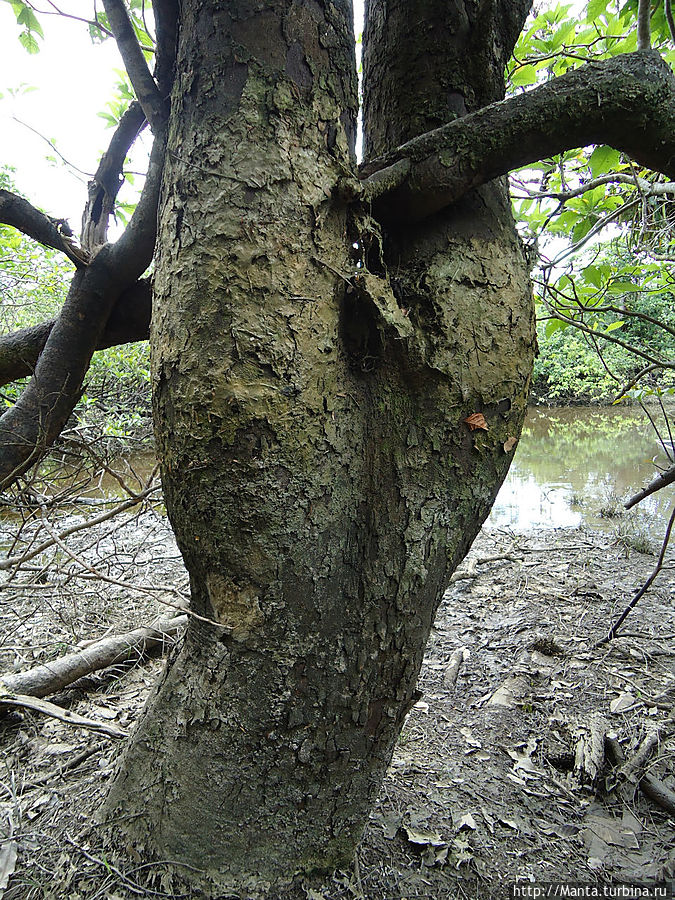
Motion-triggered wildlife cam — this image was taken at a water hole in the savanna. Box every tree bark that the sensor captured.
[101,0,534,893]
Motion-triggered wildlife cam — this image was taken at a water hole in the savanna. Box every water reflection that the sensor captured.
[490,406,674,533]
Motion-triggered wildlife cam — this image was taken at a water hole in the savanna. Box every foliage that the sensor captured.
[508,1,675,406]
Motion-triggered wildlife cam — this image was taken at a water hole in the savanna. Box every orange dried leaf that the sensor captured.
[463,413,488,431]
[503,436,517,452]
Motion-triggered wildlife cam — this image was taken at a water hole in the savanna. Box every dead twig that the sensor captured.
[0,692,127,739]
[598,504,675,645]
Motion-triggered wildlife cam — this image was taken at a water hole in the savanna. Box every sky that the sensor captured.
[0,1,366,237]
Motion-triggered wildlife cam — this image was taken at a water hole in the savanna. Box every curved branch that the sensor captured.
[361,51,675,224]
[102,0,166,132]
[81,100,147,253]
[0,279,152,388]
[625,464,675,509]
[0,189,89,267]
[0,131,165,488]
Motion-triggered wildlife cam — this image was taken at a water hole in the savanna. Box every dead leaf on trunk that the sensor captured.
[463,413,488,431]
[503,436,517,452]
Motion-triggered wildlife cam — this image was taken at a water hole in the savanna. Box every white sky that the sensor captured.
[0,2,365,237]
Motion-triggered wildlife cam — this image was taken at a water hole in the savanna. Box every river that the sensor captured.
[490,405,674,535]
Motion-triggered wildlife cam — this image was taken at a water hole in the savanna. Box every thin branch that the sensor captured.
[11,115,93,179]
[624,464,675,509]
[513,172,675,202]
[361,51,675,224]
[25,1,114,37]
[0,481,159,572]
[599,503,675,643]
[0,189,89,267]
[102,0,166,132]
[537,303,674,370]
[81,101,147,253]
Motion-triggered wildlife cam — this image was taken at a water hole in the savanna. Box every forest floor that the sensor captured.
[0,508,673,900]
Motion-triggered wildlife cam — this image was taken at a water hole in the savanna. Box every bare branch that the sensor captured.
[81,101,147,253]
[0,278,152,388]
[624,464,675,509]
[102,0,166,132]
[514,172,675,202]
[0,189,89,267]
[599,503,675,643]
[361,52,675,224]
[0,130,165,488]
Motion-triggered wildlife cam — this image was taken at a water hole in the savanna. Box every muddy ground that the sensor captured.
[0,501,673,899]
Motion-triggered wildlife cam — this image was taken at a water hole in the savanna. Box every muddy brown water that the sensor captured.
[491,405,674,534]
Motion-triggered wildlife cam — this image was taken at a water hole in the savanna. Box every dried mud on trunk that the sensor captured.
[1,523,673,899]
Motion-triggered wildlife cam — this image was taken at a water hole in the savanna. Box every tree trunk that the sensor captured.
[101,0,535,893]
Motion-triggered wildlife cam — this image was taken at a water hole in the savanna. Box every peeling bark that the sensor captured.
[101,0,534,893]
[362,51,675,223]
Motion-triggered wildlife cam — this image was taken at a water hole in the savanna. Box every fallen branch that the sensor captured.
[0,692,127,739]
[605,734,675,817]
[443,647,468,690]
[0,614,186,698]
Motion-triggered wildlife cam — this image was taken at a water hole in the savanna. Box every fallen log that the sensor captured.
[0,614,187,699]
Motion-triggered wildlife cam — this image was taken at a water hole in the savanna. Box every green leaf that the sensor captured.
[605,320,625,332]
[510,65,539,87]
[606,280,637,293]
[588,145,620,177]
[582,265,603,288]
[545,318,568,338]
[587,0,609,21]
[16,5,43,38]
[18,30,40,54]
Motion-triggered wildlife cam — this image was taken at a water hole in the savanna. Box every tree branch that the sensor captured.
[0,131,165,488]
[361,51,675,224]
[81,100,147,254]
[637,0,652,51]
[0,279,152,388]
[0,189,89,267]
[624,464,675,509]
[152,0,180,98]
[102,0,166,132]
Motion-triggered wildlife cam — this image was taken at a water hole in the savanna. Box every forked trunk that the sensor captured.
[102,0,535,893]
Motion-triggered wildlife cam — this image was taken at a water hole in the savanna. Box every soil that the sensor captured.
[0,505,673,900]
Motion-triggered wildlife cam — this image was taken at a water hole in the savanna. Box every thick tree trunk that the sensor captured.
[101,0,535,893]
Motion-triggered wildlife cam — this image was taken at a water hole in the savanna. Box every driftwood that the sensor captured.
[0,614,186,699]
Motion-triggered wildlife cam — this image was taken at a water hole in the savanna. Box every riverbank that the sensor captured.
[1,520,673,899]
